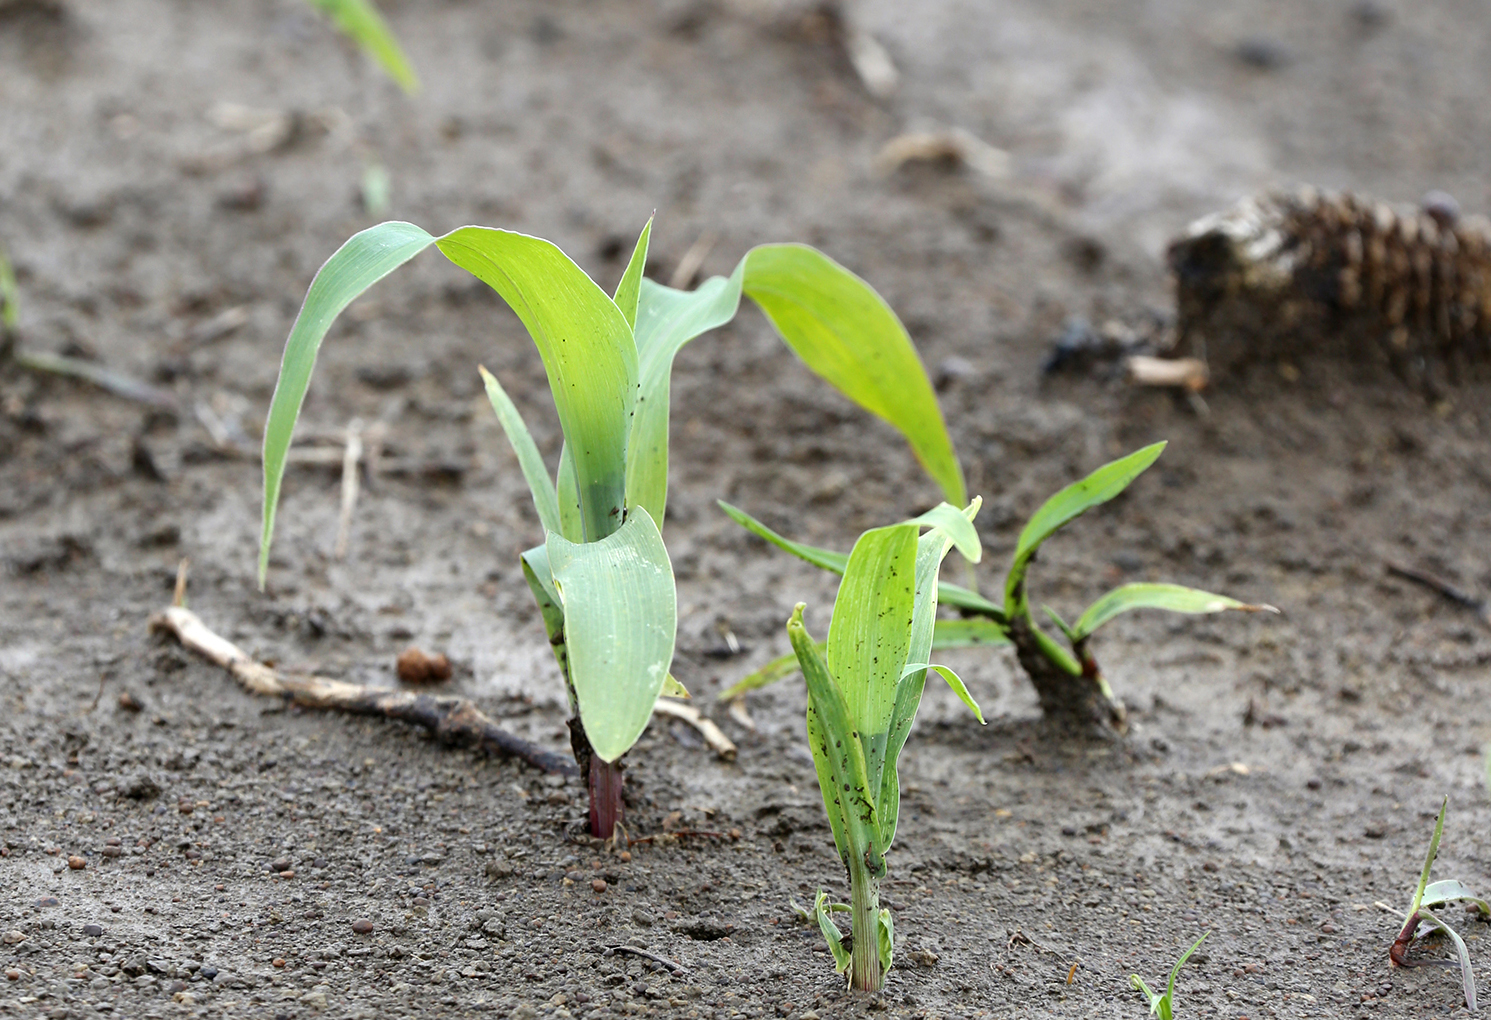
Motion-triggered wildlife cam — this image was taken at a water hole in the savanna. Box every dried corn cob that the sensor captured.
[1168,188,1491,388]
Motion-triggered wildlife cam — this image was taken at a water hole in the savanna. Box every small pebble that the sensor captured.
[117,692,143,712]
[279,870,295,879]
[618,851,631,863]
[351,918,374,935]
[271,857,292,872]
[82,924,103,937]
[101,847,122,858]
[67,856,86,870]
[177,801,193,815]
[396,647,453,684]
[591,879,607,893]
[272,958,286,968]
[2,931,23,945]
[4,969,18,981]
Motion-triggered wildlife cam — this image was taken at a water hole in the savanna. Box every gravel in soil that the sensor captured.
[4,1,1491,1018]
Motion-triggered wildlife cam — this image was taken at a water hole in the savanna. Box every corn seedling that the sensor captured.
[260,219,964,836]
[1390,797,1488,1010]
[787,500,986,991]
[723,443,1276,731]
[1130,931,1208,1019]
[306,0,419,94]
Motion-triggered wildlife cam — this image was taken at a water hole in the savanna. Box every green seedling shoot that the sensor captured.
[307,0,419,94]
[260,219,964,836]
[1130,931,1209,1019]
[787,499,986,991]
[723,443,1277,731]
[1391,797,1488,1010]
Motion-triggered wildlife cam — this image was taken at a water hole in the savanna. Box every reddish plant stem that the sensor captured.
[569,716,625,838]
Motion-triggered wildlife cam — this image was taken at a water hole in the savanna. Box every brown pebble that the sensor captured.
[4,969,18,981]
[178,802,193,815]
[279,870,295,879]
[117,692,142,712]
[67,856,86,870]
[618,851,632,863]
[272,958,286,968]
[101,846,122,858]
[351,918,374,934]
[591,878,607,893]
[396,647,452,685]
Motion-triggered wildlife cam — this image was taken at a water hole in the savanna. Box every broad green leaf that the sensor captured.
[1072,583,1279,641]
[909,502,982,563]
[478,366,562,536]
[827,524,920,791]
[876,909,894,974]
[555,443,583,542]
[1423,880,1491,916]
[930,618,1012,649]
[308,0,420,93]
[612,219,652,330]
[438,227,637,543]
[625,267,745,526]
[742,244,966,508]
[901,663,984,724]
[1005,442,1166,611]
[260,220,438,586]
[1415,909,1477,1011]
[789,605,880,863]
[719,500,1004,619]
[547,507,675,762]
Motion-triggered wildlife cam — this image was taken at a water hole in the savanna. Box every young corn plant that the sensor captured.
[787,500,986,991]
[307,0,419,94]
[259,219,965,837]
[1391,797,1488,1010]
[1130,931,1209,1019]
[722,442,1277,732]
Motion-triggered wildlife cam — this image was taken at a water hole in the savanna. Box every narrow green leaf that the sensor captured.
[1416,909,1477,1011]
[1423,880,1491,917]
[260,220,438,586]
[547,507,675,762]
[899,664,984,724]
[1043,605,1079,643]
[806,699,849,863]
[478,366,562,536]
[909,502,982,563]
[612,219,653,330]
[437,227,637,543]
[719,644,822,699]
[876,909,894,974]
[555,443,583,542]
[625,267,745,526]
[742,244,966,507]
[1129,975,1162,1017]
[930,618,1012,649]
[811,892,852,976]
[719,500,1004,618]
[519,543,573,713]
[827,524,920,792]
[1072,582,1279,641]
[1409,797,1450,917]
[1005,442,1166,611]
[1166,931,1209,1004]
[307,0,420,93]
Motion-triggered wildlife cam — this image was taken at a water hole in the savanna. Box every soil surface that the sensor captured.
[4,1,1491,1019]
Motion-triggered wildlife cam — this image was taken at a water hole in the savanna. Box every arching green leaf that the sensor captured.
[612,219,652,330]
[307,0,420,94]
[1072,583,1279,641]
[478,366,561,536]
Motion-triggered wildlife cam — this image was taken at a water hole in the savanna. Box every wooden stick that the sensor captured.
[652,698,736,761]
[148,605,576,776]
[668,231,717,291]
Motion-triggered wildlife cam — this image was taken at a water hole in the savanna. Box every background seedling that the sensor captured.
[723,443,1276,731]
[1391,797,1487,1010]
[1130,931,1208,1019]
[306,0,419,94]
[787,500,985,991]
[260,220,963,836]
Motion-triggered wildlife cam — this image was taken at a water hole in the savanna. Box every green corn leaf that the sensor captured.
[307,0,420,94]
[660,674,690,699]
[718,500,1004,618]
[827,523,920,794]
[555,443,583,542]
[625,268,745,527]
[789,605,880,864]
[719,645,822,699]
[1130,975,1163,1018]
[1072,582,1279,641]
[437,227,637,543]
[519,543,572,711]
[612,219,652,330]
[1409,797,1450,917]
[478,366,562,536]
[808,892,852,976]
[1423,880,1491,917]
[1042,604,1079,643]
[900,663,984,724]
[742,244,966,508]
[1005,442,1166,612]
[930,618,1012,649]
[876,909,894,974]
[909,502,982,563]
[547,507,675,763]
[1416,908,1478,1011]
[260,220,439,586]
[1166,931,1208,1004]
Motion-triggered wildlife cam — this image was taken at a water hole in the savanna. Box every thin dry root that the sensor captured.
[652,698,737,761]
[148,605,576,775]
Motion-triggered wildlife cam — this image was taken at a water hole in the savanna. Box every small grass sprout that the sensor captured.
[1391,797,1488,1010]
[723,443,1277,731]
[306,0,419,94]
[260,219,964,835]
[1130,930,1209,1020]
[786,500,986,991]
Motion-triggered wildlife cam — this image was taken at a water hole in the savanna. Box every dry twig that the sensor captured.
[148,603,576,776]
[652,698,736,761]
[1386,561,1491,627]
[335,419,364,560]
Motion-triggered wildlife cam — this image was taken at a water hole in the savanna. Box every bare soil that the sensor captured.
[3,1,1491,1019]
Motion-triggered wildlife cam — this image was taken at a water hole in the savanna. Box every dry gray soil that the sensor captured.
[3,1,1491,1018]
